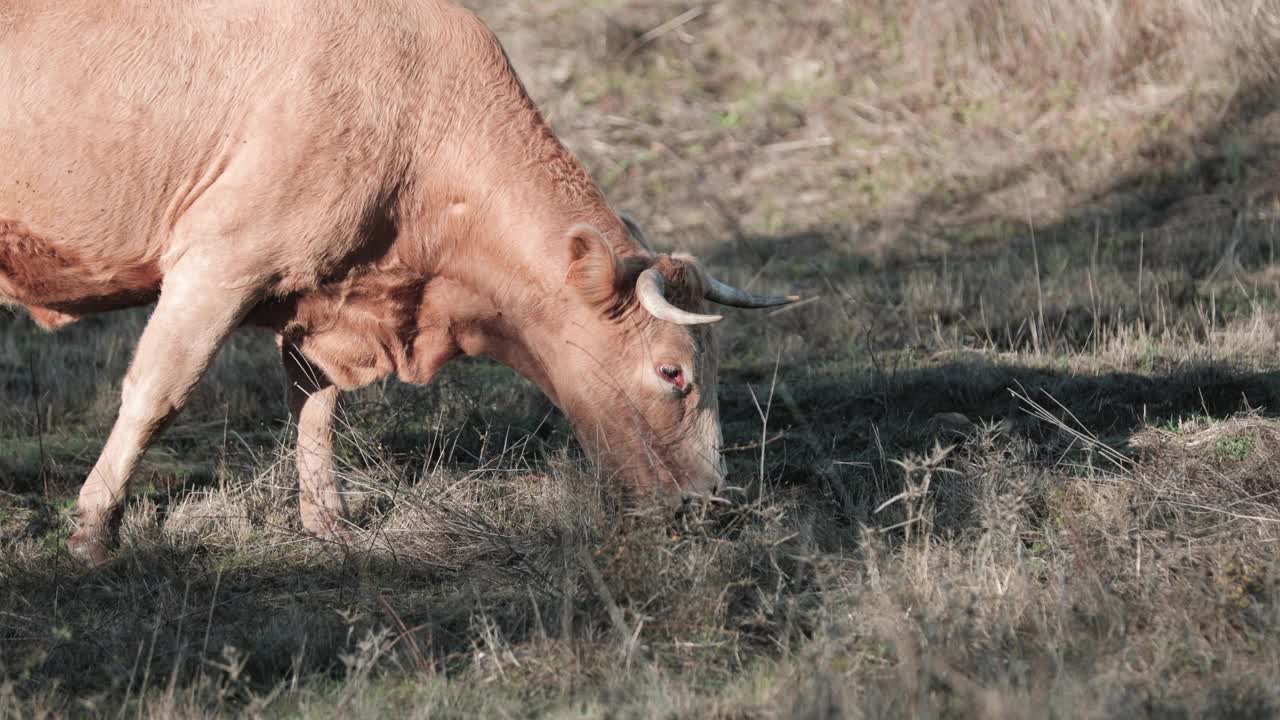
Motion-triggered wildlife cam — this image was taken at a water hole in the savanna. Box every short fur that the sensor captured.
[2,0,730,565]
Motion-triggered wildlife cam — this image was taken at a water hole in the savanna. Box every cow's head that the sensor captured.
[542,216,797,504]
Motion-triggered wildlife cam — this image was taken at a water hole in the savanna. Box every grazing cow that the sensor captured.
[0,0,796,566]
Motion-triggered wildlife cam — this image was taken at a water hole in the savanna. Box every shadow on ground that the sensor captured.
[4,63,1280,718]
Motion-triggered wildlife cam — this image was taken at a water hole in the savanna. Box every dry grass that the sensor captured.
[500,0,1280,243]
[6,1,1280,717]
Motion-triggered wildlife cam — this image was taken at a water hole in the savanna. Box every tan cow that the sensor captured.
[0,0,795,566]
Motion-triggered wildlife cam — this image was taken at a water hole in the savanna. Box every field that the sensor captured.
[6,1,1280,717]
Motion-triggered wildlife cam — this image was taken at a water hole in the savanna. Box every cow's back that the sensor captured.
[1,0,441,319]
[2,2,282,258]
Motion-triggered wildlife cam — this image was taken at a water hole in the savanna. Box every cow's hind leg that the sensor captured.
[280,341,350,541]
[67,254,262,566]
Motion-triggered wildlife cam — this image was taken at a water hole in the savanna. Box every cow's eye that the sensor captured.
[656,363,686,391]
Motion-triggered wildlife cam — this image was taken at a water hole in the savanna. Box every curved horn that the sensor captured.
[636,268,723,325]
[703,275,800,309]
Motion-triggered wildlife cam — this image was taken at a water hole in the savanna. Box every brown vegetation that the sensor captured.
[5,0,1280,716]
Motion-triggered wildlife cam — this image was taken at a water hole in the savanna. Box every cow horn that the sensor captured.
[636,268,723,325]
[703,275,800,309]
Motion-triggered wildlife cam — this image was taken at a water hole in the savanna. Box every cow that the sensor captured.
[0,0,796,566]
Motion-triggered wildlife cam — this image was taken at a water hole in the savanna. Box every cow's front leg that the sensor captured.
[68,254,262,566]
[281,341,349,542]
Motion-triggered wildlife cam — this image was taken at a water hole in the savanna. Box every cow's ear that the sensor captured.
[565,225,620,307]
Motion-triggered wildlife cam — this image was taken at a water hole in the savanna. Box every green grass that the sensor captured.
[1214,433,1255,461]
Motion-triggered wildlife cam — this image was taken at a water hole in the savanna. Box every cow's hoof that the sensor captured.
[302,513,354,546]
[67,527,113,567]
[310,527,363,561]
[305,526,357,553]
[316,526,356,546]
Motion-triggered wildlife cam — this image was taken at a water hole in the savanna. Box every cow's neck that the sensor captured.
[403,49,639,401]
[409,150,631,403]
